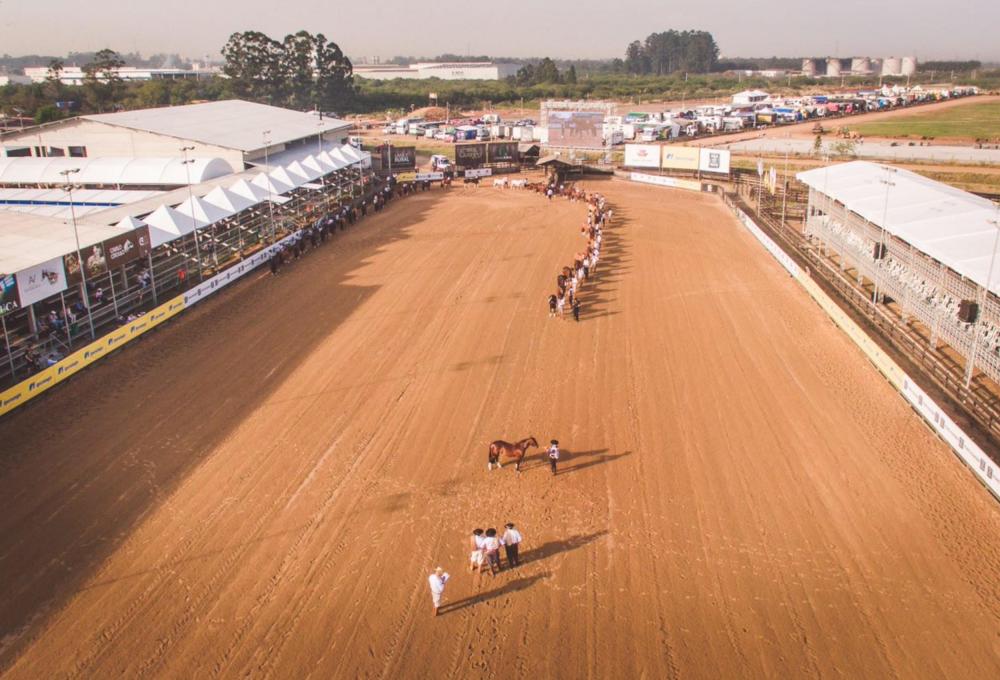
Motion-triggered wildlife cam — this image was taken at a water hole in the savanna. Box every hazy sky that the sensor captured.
[2,0,997,62]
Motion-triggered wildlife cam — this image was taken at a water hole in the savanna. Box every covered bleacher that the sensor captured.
[0,144,374,389]
[798,160,1000,385]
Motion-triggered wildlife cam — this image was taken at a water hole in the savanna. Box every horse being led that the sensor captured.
[487,437,538,472]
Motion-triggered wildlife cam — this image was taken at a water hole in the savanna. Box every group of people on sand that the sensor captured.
[427,523,525,616]
[547,190,611,323]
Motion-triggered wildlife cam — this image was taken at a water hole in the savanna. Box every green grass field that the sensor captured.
[853,101,1000,140]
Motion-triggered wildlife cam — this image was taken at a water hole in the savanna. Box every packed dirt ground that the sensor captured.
[1,179,998,678]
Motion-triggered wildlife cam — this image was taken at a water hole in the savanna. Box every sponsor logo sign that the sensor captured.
[660,146,701,171]
[396,172,417,183]
[455,143,487,168]
[464,167,493,178]
[15,256,68,306]
[415,172,445,181]
[487,142,519,164]
[630,172,702,192]
[699,148,731,174]
[380,145,416,171]
[624,144,660,168]
[103,226,151,269]
[0,273,19,316]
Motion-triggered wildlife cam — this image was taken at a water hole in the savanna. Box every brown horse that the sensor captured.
[488,437,538,472]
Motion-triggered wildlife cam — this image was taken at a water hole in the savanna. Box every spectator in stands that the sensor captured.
[177,267,187,290]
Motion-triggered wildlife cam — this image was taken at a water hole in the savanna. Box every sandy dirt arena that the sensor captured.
[1,180,998,679]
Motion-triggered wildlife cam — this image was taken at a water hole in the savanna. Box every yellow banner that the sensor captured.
[396,172,417,183]
[0,295,186,417]
[660,146,701,171]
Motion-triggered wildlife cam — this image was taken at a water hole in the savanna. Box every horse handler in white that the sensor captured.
[428,567,450,616]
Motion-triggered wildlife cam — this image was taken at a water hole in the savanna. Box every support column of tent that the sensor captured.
[1,313,16,379]
[146,249,158,306]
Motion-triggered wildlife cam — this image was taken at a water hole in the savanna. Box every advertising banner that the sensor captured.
[0,294,186,417]
[0,273,19,316]
[464,167,493,179]
[487,142,520,164]
[381,145,416,172]
[415,171,445,181]
[455,143,487,168]
[64,242,109,286]
[103,226,151,270]
[630,172,702,192]
[15,256,68,306]
[699,148,731,174]
[396,172,417,183]
[624,144,660,168]
[660,146,701,171]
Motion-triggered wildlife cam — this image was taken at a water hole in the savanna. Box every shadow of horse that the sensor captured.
[439,572,552,614]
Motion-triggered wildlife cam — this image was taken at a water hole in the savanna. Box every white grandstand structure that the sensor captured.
[798,161,1000,385]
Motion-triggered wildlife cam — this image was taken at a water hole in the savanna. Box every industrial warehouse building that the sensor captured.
[0,100,353,173]
[353,61,519,81]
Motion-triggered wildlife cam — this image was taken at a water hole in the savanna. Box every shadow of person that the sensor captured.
[559,450,633,476]
[518,530,608,566]
[439,572,551,615]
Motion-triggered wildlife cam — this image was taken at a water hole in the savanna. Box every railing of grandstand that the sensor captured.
[726,177,1000,440]
[0,165,378,392]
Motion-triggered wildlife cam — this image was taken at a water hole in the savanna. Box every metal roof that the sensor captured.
[82,100,351,152]
[797,160,1000,294]
[0,212,130,274]
[0,156,234,186]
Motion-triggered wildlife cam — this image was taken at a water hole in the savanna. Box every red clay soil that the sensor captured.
[0,180,997,679]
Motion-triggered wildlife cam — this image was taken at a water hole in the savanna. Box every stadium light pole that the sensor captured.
[60,168,96,340]
[180,146,205,282]
[965,202,1000,387]
[872,166,897,306]
[262,130,276,243]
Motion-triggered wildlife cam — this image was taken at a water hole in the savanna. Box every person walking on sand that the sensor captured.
[483,528,502,575]
[548,440,560,475]
[428,567,450,616]
[556,294,566,319]
[548,294,558,318]
[572,298,581,322]
[469,528,485,572]
[502,523,523,567]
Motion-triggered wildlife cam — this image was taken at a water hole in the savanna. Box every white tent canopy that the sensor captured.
[202,186,258,214]
[268,166,304,189]
[286,159,321,182]
[251,172,295,196]
[231,178,290,205]
[142,204,207,246]
[175,195,235,224]
[798,160,1000,294]
[0,156,234,186]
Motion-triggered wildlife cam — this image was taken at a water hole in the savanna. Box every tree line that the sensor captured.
[624,30,720,75]
[221,30,354,111]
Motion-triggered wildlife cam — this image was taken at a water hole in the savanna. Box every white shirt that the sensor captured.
[428,572,449,594]
[474,535,486,549]
[548,445,560,460]
[502,529,522,545]
[483,536,500,551]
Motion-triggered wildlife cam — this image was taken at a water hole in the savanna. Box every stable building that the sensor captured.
[0,100,353,173]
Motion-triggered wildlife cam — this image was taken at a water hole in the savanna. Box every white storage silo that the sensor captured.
[882,57,902,76]
[851,57,871,75]
[901,56,918,76]
[826,58,842,78]
[801,59,818,76]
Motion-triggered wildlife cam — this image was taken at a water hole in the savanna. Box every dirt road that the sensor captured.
[1,180,998,678]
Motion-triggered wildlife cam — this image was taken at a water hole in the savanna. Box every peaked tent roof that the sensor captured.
[82,100,351,153]
[175,195,235,224]
[286,159,321,182]
[231,178,290,205]
[797,160,1000,294]
[251,172,295,196]
[202,186,258,214]
[143,204,208,246]
[269,166,304,189]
